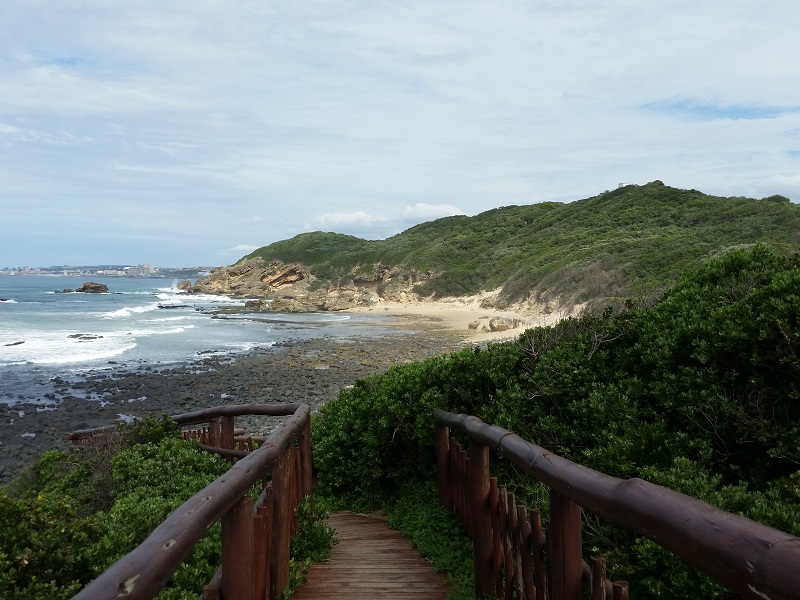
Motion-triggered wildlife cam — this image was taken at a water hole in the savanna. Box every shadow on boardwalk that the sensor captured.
[293,511,450,600]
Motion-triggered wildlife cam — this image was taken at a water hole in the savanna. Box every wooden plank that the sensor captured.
[293,512,449,600]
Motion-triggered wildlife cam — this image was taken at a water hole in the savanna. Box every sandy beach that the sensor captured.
[349,294,568,343]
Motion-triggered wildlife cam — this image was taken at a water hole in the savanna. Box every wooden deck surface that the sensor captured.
[292,511,450,599]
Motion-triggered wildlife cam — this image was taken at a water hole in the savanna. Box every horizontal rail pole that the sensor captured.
[71,403,310,600]
[434,409,800,600]
[67,402,302,440]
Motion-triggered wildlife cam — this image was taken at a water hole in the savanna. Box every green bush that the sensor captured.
[312,245,800,600]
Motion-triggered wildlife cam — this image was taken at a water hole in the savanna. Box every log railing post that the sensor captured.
[221,496,255,600]
[298,416,313,504]
[221,416,235,450]
[435,423,450,509]
[254,499,273,600]
[548,490,583,600]
[270,451,292,599]
[469,441,494,598]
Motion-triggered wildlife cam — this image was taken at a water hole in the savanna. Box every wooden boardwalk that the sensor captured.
[293,511,450,600]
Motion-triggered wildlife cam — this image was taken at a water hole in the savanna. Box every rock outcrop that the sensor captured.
[76,282,109,294]
[187,258,426,313]
[188,259,312,299]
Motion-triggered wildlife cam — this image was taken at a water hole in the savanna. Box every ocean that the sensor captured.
[0,275,397,408]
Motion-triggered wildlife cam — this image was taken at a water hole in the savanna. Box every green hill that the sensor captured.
[240,181,799,308]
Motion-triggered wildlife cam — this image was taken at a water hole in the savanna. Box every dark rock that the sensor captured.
[76,282,109,294]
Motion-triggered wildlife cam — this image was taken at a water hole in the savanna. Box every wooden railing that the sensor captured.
[69,403,312,600]
[434,409,800,600]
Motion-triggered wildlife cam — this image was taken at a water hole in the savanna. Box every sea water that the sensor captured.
[0,275,395,407]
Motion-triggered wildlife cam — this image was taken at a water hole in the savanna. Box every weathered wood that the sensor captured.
[202,567,222,600]
[222,496,254,600]
[612,581,629,600]
[548,491,582,600]
[530,509,547,600]
[208,417,219,447]
[67,403,303,441]
[435,423,450,509]
[469,441,493,598]
[293,512,448,600]
[71,403,311,600]
[434,409,800,600]
[221,416,235,450]
[254,501,272,600]
[270,449,293,598]
[518,505,535,600]
[591,557,607,600]
[298,416,313,504]
[490,478,503,598]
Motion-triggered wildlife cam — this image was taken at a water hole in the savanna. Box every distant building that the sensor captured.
[124,265,156,277]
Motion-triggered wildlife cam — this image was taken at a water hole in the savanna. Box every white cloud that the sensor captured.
[312,211,389,230]
[401,203,464,222]
[228,244,260,254]
[1,0,798,267]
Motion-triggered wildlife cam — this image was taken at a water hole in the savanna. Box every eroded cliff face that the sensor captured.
[186,258,425,312]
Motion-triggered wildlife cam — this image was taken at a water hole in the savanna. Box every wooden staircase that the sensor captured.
[293,511,450,600]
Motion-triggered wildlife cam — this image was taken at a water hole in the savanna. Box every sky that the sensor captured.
[1,1,799,268]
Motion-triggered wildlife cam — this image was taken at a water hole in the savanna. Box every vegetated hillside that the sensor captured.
[241,181,799,308]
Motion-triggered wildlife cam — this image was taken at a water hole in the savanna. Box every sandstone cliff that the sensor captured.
[187,258,426,312]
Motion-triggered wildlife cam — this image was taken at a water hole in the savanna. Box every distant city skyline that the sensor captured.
[1,1,798,268]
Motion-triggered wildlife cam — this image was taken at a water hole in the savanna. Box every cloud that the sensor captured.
[228,244,260,254]
[2,0,799,267]
[401,203,464,222]
[312,211,389,231]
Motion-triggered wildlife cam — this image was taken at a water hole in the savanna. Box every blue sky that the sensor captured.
[1,1,799,268]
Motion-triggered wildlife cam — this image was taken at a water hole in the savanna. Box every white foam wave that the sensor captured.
[322,314,351,322]
[0,330,137,365]
[127,325,194,336]
[147,316,189,323]
[0,298,17,303]
[102,303,160,318]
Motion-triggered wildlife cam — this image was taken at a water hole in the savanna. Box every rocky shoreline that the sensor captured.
[0,328,468,488]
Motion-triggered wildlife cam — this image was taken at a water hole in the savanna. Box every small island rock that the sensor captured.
[76,282,109,294]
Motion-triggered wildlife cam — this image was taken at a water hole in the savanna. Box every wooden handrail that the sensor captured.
[66,402,303,441]
[434,409,800,600]
[71,403,311,600]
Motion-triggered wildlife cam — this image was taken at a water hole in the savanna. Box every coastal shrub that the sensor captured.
[311,244,800,599]
[312,341,525,508]
[385,481,474,600]
[1,415,337,599]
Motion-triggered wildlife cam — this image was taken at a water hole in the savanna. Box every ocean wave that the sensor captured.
[146,316,189,323]
[102,303,161,318]
[322,314,352,322]
[0,298,16,303]
[127,325,195,336]
[0,333,137,365]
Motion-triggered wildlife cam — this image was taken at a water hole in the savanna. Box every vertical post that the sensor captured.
[208,419,218,447]
[222,496,255,600]
[221,416,235,450]
[612,581,629,600]
[435,423,450,509]
[469,441,494,598]
[297,415,314,504]
[591,556,607,600]
[254,499,273,600]
[270,451,292,599]
[548,490,583,600]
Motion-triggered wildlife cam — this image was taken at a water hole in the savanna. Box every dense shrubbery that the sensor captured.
[1,417,335,599]
[244,183,800,305]
[312,245,800,599]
